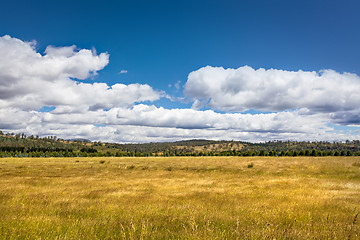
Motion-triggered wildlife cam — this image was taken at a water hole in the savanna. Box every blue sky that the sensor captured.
[1,0,360,142]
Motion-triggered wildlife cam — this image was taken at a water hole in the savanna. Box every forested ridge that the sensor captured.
[1,130,360,157]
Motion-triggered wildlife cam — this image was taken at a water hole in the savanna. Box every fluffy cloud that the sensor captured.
[1,105,359,143]
[0,35,160,111]
[1,35,359,143]
[115,105,325,133]
[184,66,360,118]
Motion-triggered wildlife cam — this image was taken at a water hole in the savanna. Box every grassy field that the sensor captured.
[0,156,359,239]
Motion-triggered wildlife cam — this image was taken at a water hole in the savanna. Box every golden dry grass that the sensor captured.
[0,156,359,239]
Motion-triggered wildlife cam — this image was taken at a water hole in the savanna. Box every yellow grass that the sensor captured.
[0,156,359,239]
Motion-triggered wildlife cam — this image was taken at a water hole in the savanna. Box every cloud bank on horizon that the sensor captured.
[1,35,360,143]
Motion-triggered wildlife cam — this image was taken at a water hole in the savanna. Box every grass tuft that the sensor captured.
[352,161,360,167]
[247,162,254,168]
[126,165,135,170]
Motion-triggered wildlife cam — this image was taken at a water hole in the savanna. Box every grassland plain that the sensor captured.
[0,157,359,239]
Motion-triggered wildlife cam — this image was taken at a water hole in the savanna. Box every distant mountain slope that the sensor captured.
[1,131,360,156]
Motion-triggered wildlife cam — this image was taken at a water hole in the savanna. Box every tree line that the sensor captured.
[0,148,358,158]
[1,130,360,157]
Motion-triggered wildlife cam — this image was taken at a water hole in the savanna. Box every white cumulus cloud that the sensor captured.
[1,105,358,143]
[184,66,360,121]
[0,35,160,111]
[1,35,360,143]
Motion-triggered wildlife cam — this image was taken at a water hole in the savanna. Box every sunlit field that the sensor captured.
[0,156,359,239]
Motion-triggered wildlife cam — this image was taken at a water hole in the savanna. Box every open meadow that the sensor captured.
[0,156,359,239]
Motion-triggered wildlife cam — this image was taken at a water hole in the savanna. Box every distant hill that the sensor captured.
[1,130,360,157]
[96,140,246,154]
